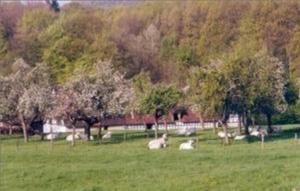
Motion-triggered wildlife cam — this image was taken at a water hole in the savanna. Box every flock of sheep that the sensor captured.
[148,134,195,150]
[46,131,112,141]
[217,125,282,141]
[45,125,282,151]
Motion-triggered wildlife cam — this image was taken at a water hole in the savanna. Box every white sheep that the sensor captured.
[234,135,246,140]
[79,134,94,141]
[250,130,260,137]
[66,132,81,141]
[176,126,196,136]
[179,139,194,150]
[148,134,168,150]
[217,131,233,139]
[102,131,112,140]
[250,128,268,137]
[45,133,59,140]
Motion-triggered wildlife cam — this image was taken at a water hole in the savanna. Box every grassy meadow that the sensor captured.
[1,125,300,191]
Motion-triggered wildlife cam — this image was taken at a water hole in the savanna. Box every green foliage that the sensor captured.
[0,1,299,83]
[137,83,183,115]
[175,46,195,66]
[15,9,56,65]
[256,103,300,125]
[0,1,300,124]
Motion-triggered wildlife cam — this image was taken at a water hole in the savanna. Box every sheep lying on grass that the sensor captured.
[179,140,195,150]
[45,133,59,140]
[148,134,168,150]
[66,133,81,141]
[102,131,112,140]
[234,135,246,140]
[65,133,94,141]
[250,127,268,137]
[176,126,196,136]
[79,134,94,141]
[217,131,233,139]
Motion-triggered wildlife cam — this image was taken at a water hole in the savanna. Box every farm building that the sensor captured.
[100,108,239,130]
[43,108,239,133]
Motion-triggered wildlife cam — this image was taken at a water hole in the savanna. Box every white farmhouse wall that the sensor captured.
[43,119,67,133]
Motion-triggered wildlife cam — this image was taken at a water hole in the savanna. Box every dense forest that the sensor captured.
[0,1,300,82]
[1,1,300,125]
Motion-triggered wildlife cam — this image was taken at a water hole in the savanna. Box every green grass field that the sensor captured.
[1,125,300,191]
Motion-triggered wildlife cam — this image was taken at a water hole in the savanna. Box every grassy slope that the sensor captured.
[1,125,300,191]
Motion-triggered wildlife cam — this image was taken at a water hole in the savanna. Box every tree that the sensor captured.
[0,59,52,143]
[252,51,288,133]
[188,60,232,144]
[134,79,183,138]
[15,9,56,65]
[50,60,133,144]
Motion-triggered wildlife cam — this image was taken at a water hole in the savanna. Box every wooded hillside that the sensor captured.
[1,1,300,85]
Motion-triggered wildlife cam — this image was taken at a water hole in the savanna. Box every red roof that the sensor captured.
[99,109,215,127]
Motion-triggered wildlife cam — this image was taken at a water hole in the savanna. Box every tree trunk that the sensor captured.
[267,114,273,133]
[87,126,91,141]
[154,119,158,139]
[223,122,229,145]
[163,118,168,135]
[50,123,53,147]
[200,115,204,129]
[72,124,75,147]
[19,114,28,143]
[84,125,91,141]
[213,120,217,134]
[243,112,250,135]
[237,114,242,135]
[251,116,256,128]
[9,125,12,135]
[98,126,102,141]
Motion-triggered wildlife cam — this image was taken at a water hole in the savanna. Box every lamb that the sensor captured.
[66,132,81,141]
[79,134,94,141]
[250,130,260,137]
[250,128,268,137]
[217,131,233,139]
[102,131,112,140]
[234,135,246,140]
[176,126,196,136]
[148,134,168,150]
[179,140,194,150]
[46,133,59,140]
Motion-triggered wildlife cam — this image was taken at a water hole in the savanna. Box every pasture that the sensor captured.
[1,125,300,191]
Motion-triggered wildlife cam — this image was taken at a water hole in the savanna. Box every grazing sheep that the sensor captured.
[234,135,246,140]
[250,127,268,137]
[218,131,233,139]
[79,134,94,141]
[250,130,260,137]
[176,126,196,136]
[148,134,168,150]
[259,128,268,136]
[46,133,59,140]
[66,133,80,141]
[102,131,112,140]
[179,140,195,150]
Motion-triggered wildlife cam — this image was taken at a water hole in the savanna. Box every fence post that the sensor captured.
[123,126,127,141]
[261,134,264,150]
